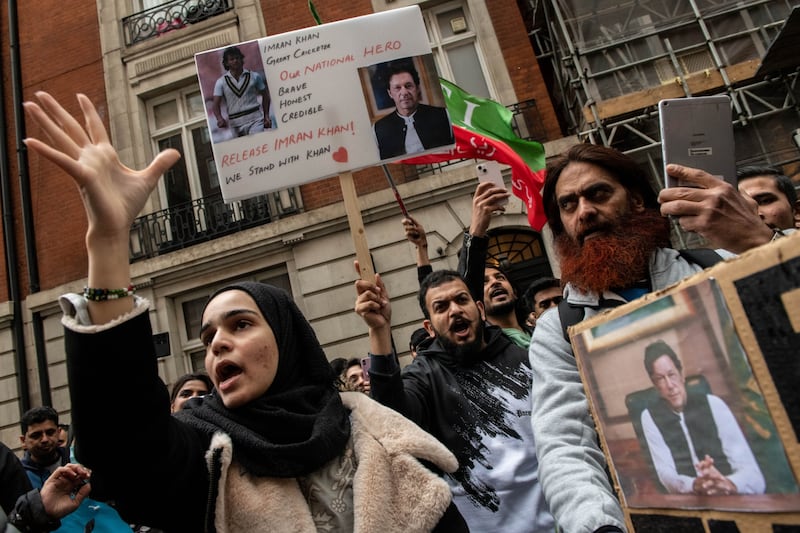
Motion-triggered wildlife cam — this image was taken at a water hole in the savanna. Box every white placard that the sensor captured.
[195,6,453,202]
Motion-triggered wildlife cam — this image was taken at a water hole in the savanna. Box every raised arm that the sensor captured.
[354,263,393,355]
[353,265,431,426]
[457,181,510,302]
[403,215,433,284]
[23,92,180,324]
[23,93,210,530]
[468,180,509,238]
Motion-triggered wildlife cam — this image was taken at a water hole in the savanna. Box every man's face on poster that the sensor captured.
[224,52,244,76]
[650,354,688,412]
[387,72,421,117]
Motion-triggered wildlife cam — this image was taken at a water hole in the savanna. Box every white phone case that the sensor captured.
[476,161,508,205]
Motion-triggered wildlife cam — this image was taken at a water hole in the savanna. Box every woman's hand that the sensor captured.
[24,91,181,322]
[23,92,180,249]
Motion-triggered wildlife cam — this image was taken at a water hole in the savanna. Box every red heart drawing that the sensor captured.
[332,147,348,163]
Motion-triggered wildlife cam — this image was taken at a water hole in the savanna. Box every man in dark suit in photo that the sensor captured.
[373,63,454,159]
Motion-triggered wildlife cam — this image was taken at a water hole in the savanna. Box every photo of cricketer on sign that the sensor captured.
[194,6,454,203]
[196,40,277,144]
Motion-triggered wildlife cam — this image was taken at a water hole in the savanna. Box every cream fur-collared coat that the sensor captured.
[207,391,458,533]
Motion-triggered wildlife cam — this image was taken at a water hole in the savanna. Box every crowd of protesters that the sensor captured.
[0,89,795,533]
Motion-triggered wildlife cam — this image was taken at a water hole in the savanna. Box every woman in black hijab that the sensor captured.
[27,92,466,532]
[179,282,351,479]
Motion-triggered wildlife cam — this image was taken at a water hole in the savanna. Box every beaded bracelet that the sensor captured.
[84,284,136,301]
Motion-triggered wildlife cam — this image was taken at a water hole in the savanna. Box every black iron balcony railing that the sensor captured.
[129,191,299,262]
[122,0,233,46]
[129,98,544,261]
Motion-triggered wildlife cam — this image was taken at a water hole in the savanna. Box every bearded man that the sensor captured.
[480,265,530,347]
[458,181,531,347]
[355,269,554,533]
[530,143,781,533]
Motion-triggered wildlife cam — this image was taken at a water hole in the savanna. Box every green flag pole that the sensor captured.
[308,1,322,25]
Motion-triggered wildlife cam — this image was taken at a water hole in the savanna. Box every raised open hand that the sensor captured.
[23,92,180,248]
[24,91,181,322]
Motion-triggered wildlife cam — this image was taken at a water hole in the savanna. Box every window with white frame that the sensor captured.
[144,86,301,246]
[176,268,293,372]
[147,88,219,211]
[423,1,494,99]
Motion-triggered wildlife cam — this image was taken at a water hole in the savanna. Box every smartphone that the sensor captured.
[360,356,371,382]
[476,161,509,205]
[659,95,736,188]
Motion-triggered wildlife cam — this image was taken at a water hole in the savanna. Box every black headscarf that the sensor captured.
[176,282,350,478]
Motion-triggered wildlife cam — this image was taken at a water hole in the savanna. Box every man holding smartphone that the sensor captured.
[657,95,793,247]
[530,143,784,533]
[456,181,532,347]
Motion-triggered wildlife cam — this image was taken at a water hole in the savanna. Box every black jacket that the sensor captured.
[374,104,454,159]
[66,311,217,531]
[65,308,466,532]
[6,489,61,533]
[369,324,540,529]
[0,443,32,516]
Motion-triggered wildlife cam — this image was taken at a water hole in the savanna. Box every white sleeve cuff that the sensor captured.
[59,293,150,333]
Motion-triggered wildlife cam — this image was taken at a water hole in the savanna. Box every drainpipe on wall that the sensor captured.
[8,0,50,409]
[1,0,31,416]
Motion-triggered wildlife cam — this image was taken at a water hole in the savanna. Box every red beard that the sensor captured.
[555,209,670,294]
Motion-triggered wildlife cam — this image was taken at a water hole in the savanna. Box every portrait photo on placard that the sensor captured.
[571,278,800,512]
[360,54,454,161]
[196,39,277,144]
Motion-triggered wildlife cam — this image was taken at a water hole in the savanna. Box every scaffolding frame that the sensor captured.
[527,0,800,171]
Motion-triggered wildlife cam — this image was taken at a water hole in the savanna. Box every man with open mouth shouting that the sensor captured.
[355,268,554,533]
[457,181,531,349]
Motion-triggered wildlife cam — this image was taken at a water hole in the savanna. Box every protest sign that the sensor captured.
[195,6,453,203]
[569,234,800,531]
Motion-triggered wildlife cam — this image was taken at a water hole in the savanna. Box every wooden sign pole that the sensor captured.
[339,172,376,283]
